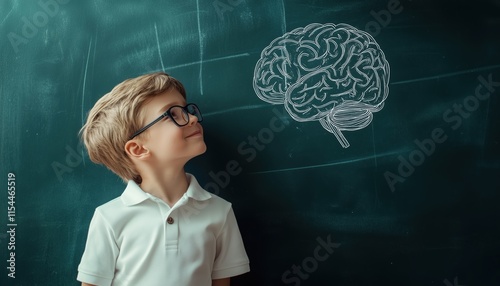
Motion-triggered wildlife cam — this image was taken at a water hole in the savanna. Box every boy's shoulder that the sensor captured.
[95,195,124,212]
[90,181,144,225]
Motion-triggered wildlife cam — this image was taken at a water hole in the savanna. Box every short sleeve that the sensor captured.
[212,206,250,279]
[77,209,119,286]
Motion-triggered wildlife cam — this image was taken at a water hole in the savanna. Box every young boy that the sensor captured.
[77,72,250,286]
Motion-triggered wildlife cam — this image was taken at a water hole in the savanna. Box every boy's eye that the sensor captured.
[171,112,180,119]
[170,108,184,119]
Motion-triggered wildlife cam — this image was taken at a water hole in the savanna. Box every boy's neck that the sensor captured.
[139,168,189,207]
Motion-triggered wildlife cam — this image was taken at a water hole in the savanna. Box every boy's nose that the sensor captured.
[187,113,199,125]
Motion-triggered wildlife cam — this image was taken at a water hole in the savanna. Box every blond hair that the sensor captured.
[80,72,186,183]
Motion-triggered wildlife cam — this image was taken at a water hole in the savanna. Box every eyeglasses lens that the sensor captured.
[169,104,202,126]
[187,104,202,122]
[169,107,188,126]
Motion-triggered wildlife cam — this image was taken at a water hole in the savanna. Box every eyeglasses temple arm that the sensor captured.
[128,114,166,140]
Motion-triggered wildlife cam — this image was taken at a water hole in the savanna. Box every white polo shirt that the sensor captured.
[77,174,250,286]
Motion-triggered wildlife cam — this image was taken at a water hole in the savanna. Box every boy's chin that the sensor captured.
[198,144,208,155]
[192,144,207,157]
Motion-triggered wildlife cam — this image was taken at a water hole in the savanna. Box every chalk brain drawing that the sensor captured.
[253,23,390,148]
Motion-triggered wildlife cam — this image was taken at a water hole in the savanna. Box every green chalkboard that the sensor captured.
[1,0,500,285]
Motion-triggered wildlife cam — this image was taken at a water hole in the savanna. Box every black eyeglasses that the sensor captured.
[129,103,203,140]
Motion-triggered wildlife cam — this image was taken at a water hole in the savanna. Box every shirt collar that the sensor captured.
[184,173,212,201]
[121,173,212,206]
[120,180,149,206]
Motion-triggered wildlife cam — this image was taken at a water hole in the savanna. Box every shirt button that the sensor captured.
[166,217,174,224]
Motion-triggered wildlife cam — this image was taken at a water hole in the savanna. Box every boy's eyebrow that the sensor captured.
[158,101,186,113]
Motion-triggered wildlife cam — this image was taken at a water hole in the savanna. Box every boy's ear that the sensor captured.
[124,140,150,159]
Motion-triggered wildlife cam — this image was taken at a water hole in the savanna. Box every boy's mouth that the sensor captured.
[186,129,202,138]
